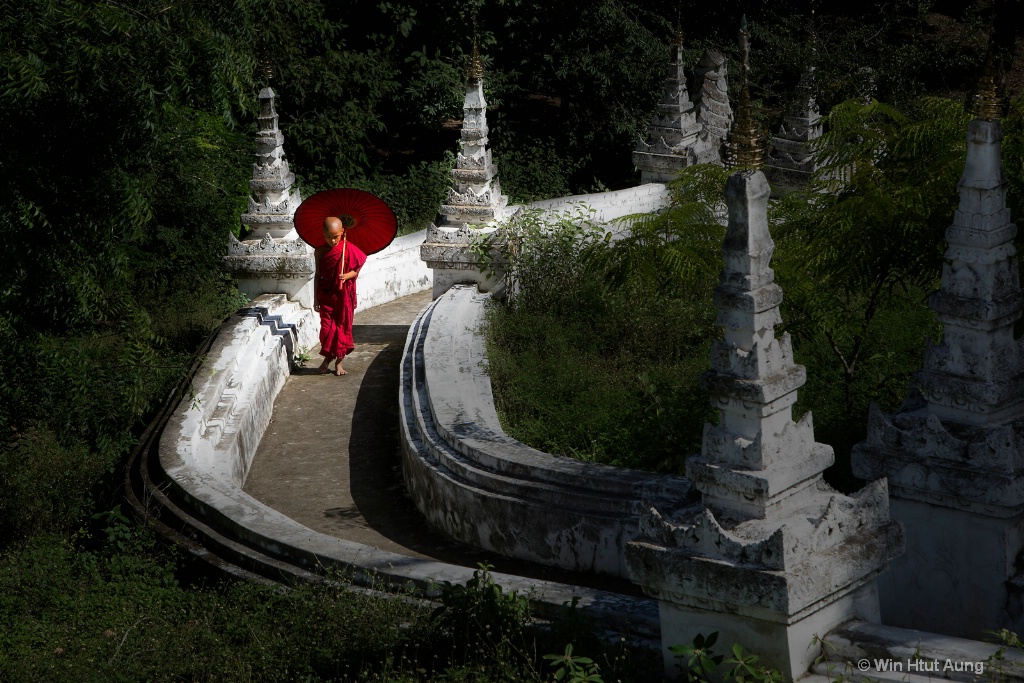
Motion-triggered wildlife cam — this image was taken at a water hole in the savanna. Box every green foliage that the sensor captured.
[669,632,724,682]
[345,153,456,235]
[544,643,605,683]
[766,96,969,479]
[670,633,784,683]
[496,140,583,203]
[0,429,103,543]
[486,201,718,473]
[0,528,443,682]
[589,164,729,293]
[985,629,1024,682]
[487,94,1013,487]
[431,563,532,667]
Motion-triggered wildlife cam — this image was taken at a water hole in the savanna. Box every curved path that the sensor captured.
[242,290,642,596]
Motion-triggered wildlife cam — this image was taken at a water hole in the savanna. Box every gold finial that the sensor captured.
[468,38,484,82]
[467,10,484,82]
[730,83,763,169]
[973,47,1003,122]
[730,15,761,169]
[260,55,275,82]
[738,14,750,78]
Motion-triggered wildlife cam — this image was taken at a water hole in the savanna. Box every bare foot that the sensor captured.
[318,358,332,374]
[334,362,348,376]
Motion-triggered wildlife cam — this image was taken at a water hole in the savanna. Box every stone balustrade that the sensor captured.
[354,229,433,312]
[525,183,670,229]
[399,284,697,578]
[150,289,660,637]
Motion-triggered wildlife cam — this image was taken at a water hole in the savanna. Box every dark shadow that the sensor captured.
[354,324,412,344]
[292,366,330,376]
[347,325,644,597]
[323,506,366,521]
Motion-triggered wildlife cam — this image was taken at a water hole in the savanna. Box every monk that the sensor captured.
[313,215,367,376]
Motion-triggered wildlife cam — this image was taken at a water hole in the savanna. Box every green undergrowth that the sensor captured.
[485,154,949,482]
[485,204,720,475]
[487,304,714,474]
[0,520,657,682]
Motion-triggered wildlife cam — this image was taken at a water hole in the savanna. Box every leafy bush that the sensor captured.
[486,194,723,473]
[0,429,103,543]
[431,563,533,672]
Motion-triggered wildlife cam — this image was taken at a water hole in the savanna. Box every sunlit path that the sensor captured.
[242,290,641,594]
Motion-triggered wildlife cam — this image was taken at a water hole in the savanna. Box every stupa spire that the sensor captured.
[765,9,822,194]
[911,48,1022,425]
[850,44,1024,637]
[225,80,313,308]
[238,85,301,239]
[727,16,762,169]
[627,163,901,679]
[973,45,1003,122]
[420,25,512,298]
[632,16,703,180]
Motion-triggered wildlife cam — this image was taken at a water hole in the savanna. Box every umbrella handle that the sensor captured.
[340,236,348,284]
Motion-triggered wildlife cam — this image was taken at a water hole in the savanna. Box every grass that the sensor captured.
[487,304,714,474]
[484,199,941,486]
[484,210,719,475]
[0,517,660,682]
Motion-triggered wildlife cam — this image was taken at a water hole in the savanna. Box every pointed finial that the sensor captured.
[260,55,275,83]
[973,45,1003,122]
[809,4,818,59]
[730,84,763,169]
[730,16,761,169]
[468,39,484,83]
[738,15,751,77]
[675,19,685,49]
[467,10,484,83]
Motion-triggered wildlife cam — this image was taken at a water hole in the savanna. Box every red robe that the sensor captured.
[317,240,367,360]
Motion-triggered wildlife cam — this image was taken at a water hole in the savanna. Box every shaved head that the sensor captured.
[324,216,344,235]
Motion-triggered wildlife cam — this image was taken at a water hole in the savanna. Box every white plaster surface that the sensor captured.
[877,498,1024,639]
[658,583,880,681]
[355,229,433,312]
[399,285,697,577]
[154,291,658,634]
[525,183,670,229]
[851,117,1024,638]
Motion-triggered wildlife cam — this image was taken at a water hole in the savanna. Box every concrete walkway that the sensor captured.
[243,290,642,595]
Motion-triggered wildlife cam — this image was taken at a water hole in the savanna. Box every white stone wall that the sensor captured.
[355,229,432,312]
[166,293,318,489]
[524,183,669,229]
[399,285,696,578]
[150,290,662,639]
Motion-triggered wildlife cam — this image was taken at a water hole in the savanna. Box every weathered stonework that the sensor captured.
[226,87,314,307]
[240,87,303,239]
[766,67,822,196]
[398,285,697,578]
[421,53,513,298]
[852,116,1024,639]
[632,32,703,182]
[627,170,901,681]
[690,49,732,166]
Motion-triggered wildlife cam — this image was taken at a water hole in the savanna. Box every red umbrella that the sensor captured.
[293,188,398,254]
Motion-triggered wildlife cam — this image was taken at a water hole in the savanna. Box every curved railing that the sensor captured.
[400,285,698,578]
